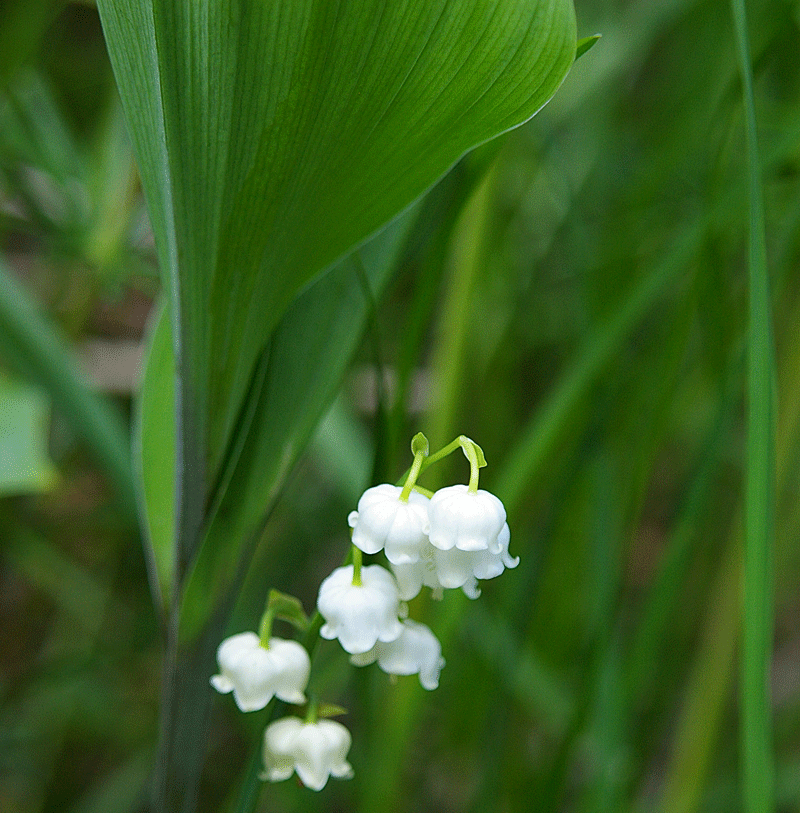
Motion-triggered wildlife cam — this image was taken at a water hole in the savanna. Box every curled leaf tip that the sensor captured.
[575,34,601,61]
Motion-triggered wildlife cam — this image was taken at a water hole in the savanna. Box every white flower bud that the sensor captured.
[210,632,310,712]
[428,484,507,552]
[262,717,353,791]
[317,564,404,654]
[350,619,445,690]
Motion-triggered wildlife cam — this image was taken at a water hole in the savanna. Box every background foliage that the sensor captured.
[1,1,799,812]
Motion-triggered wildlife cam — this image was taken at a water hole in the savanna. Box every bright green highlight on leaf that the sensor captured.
[135,303,176,612]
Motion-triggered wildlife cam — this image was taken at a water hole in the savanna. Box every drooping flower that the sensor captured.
[436,522,518,589]
[471,522,518,579]
[350,619,445,690]
[347,484,430,564]
[210,632,310,712]
[389,542,447,601]
[428,484,507,553]
[390,523,518,601]
[317,564,404,654]
[262,717,353,790]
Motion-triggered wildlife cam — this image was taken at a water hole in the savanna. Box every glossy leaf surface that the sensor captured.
[97,0,577,580]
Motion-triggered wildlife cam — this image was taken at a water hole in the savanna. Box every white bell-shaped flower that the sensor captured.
[350,619,445,690]
[436,522,518,586]
[471,522,518,579]
[389,543,442,601]
[391,523,518,602]
[318,564,404,654]
[347,484,430,564]
[428,484,507,553]
[210,632,310,712]
[390,542,479,601]
[262,717,353,790]
[433,547,478,588]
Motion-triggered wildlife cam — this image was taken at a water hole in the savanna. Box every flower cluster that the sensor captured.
[318,565,446,689]
[211,434,516,792]
[349,481,518,601]
[210,592,351,791]
[316,435,517,690]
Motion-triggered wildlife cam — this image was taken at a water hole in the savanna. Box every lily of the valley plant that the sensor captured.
[212,434,518,789]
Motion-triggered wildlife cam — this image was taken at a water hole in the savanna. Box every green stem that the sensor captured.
[257,606,275,649]
[351,545,363,586]
[427,165,496,455]
[418,435,465,473]
[462,439,481,493]
[730,0,776,810]
[399,448,425,502]
[397,434,486,493]
[302,611,324,657]
[417,434,484,477]
[304,698,319,725]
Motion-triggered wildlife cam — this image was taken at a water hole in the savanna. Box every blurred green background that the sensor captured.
[1,0,799,812]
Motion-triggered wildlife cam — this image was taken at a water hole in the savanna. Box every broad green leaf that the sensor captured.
[137,210,415,620]
[97,0,578,577]
[177,212,414,640]
[0,374,58,495]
